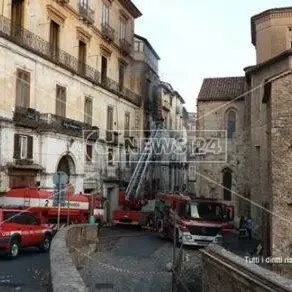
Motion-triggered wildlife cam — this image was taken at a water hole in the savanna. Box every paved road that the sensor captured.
[0,248,50,292]
[80,227,201,292]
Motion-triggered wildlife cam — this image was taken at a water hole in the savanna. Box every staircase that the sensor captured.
[125,123,162,200]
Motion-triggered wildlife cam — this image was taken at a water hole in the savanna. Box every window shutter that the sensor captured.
[13,134,20,159]
[27,136,33,159]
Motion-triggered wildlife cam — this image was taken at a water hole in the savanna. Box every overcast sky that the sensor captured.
[132,0,292,112]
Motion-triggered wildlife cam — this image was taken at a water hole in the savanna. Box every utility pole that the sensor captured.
[172,207,177,292]
[53,172,68,231]
[57,173,61,230]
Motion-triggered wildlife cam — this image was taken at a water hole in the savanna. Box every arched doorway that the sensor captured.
[222,168,232,201]
[57,155,76,183]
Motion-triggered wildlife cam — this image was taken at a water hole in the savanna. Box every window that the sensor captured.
[49,21,59,58]
[84,97,92,125]
[16,213,39,225]
[56,85,66,117]
[15,69,30,108]
[80,0,88,8]
[108,148,113,166]
[124,112,130,137]
[227,110,236,139]
[134,41,143,52]
[126,150,130,168]
[118,63,125,91]
[107,106,113,130]
[78,41,86,74]
[120,18,126,40]
[85,144,93,162]
[101,56,108,83]
[11,0,24,27]
[223,168,232,201]
[13,134,33,160]
[102,2,109,25]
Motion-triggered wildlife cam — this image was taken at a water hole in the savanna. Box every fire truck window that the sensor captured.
[178,202,186,217]
[17,213,38,225]
[3,211,19,223]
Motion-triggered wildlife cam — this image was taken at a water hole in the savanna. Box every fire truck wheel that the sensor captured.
[7,239,20,259]
[39,234,51,252]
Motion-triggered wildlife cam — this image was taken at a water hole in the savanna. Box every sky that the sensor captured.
[132,0,292,112]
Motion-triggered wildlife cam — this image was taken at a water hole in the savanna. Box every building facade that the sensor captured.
[0,0,143,222]
[196,77,246,216]
[185,111,196,195]
[196,6,292,261]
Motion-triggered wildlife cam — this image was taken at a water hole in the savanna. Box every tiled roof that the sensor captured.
[197,77,246,101]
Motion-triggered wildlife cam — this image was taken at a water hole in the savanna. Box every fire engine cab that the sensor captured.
[155,193,233,247]
[0,209,53,259]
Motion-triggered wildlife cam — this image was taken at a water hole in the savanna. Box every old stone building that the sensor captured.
[197,6,292,260]
[185,111,196,195]
[196,77,246,216]
[0,0,143,217]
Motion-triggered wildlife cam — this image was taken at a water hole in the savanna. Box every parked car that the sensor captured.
[0,208,53,259]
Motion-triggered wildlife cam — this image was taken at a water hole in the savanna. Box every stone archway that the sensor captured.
[57,154,76,183]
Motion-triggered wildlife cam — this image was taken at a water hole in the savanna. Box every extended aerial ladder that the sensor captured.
[125,84,164,201]
[125,122,163,201]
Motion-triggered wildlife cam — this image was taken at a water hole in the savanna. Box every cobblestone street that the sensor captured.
[79,228,262,292]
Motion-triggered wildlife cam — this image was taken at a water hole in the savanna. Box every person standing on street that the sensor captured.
[245,216,253,240]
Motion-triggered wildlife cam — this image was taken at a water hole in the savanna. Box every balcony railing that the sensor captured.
[0,14,141,107]
[119,38,132,56]
[78,2,95,25]
[101,23,115,42]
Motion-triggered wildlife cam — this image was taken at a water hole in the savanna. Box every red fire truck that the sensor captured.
[0,187,104,228]
[155,193,234,246]
[112,191,155,227]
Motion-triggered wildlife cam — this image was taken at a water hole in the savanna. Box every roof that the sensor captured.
[244,49,292,75]
[197,77,246,102]
[251,7,292,46]
[174,91,185,104]
[160,81,185,103]
[118,0,142,19]
[134,34,160,60]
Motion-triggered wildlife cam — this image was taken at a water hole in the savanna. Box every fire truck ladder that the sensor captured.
[125,123,162,201]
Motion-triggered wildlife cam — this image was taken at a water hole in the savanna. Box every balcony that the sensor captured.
[106,131,119,146]
[78,2,95,25]
[119,38,132,56]
[0,15,141,107]
[38,112,99,140]
[13,106,40,128]
[101,23,115,42]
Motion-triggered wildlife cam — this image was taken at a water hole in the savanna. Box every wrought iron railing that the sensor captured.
[119,38,132,55]
[0,14,141,107]
[101,22,115,42]
[78,2,95,25]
